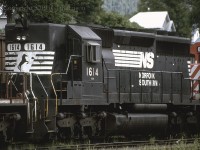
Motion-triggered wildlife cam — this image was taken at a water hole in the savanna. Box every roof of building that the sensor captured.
[129,11,176,32]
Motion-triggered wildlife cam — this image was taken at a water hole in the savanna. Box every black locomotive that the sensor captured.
[0,22,198,142]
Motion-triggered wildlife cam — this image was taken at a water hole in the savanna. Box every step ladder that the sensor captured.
[55,81,68,99]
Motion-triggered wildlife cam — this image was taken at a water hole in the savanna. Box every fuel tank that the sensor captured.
[105,113,168,135]
[133,104,167,112]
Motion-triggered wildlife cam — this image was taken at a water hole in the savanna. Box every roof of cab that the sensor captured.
[68,25,101,40]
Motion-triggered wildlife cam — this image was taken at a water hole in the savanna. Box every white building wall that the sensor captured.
[0,18,7,29]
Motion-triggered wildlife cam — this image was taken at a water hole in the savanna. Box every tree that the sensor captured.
[95,11,141,29]
[27,0,77,23]
[138,0,167,11]
[190,0,200,27]
[0,0,104,24]
[0,0,77,23]
[138,0,191,37]
[0,0,141,30]
[65,0,104,23]
[0,0,24,23]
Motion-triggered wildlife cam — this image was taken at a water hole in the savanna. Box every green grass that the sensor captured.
[4,136,200,150]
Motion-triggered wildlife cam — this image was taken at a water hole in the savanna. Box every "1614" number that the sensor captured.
[86,67,98,77]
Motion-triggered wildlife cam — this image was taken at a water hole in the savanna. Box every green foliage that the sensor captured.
[66,0,104,23]
[190,0,200,27]
[0,0,103,24]
[0,0,141,30]
[2,0,197,37]
[138,0,167,11]
[138,0,191,37]
[0,0,77,23]
[95,11,142,29]
[103,0,138,16]
[25,0,77,23]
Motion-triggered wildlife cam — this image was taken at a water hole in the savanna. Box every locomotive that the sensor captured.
[0,21,198,142]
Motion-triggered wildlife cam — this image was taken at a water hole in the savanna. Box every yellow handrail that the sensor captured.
[51,73,68,115]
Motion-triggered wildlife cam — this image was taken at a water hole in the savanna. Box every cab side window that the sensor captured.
[87,41,100,63]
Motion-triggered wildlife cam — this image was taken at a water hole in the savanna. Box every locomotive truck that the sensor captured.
[0,21,198,142]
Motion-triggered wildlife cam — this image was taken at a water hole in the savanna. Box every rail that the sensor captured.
[51,73,67,114]
[0,71,48,122]
[66,55,82,74]
[0,71,27,102]
[51,55,81,114]
[26,73,48,122]
[102,58,109,103]
[9,138,200,150]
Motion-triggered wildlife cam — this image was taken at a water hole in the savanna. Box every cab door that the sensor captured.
[82,40,103,101]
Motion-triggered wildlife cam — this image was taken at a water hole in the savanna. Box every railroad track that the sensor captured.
[6,138,200,150]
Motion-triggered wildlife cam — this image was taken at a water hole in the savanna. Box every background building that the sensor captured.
[129,11,176,32]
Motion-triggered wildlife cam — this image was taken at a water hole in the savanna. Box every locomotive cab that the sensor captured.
[60,25,103,102]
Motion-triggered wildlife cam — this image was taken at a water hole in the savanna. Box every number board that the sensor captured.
[24,43,45,51]
[86,67,99,80]
[7,43,21,51]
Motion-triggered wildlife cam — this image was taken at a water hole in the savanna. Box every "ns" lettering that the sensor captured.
[141,52,154,69]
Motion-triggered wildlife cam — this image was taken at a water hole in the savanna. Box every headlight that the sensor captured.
[21,36,26,41]
[16,36,21,41]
